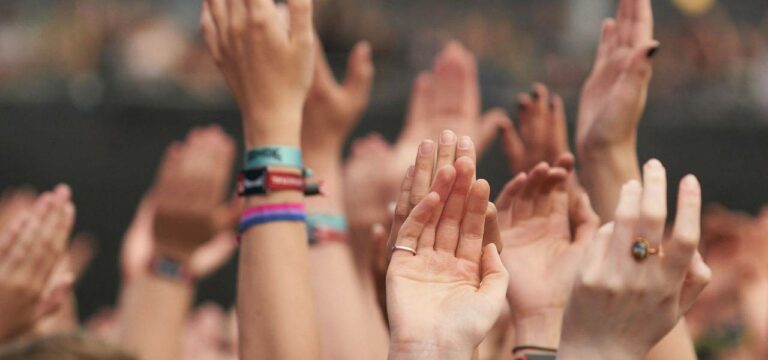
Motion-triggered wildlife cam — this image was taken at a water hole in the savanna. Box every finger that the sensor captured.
[417,165,458,251]
[206,0,229,48]
[456,180,491,264]
[482,203,503,253]
[533,168,568,216]
[664,175,702,278]
[68,233,96,278]
[343,41,375,107]
[287,0,313,45]
[387,166,415,262]
[313,35,338,90]
[228,0,247,40]
[531,83,550,114]
[392,192,441,260]
[0,214,27,260]
[597,18,618,60]
[638,159,667,250]
[405,73,434,128]
[436,130,458,170]
[679,251,711,313]
[572,193,600,245]
[433,42,466,120]
[200,2,222,61]
[35,272,75,320]
[550,94,569,156]
[410,140,437,207]
[434,157,475,254]
[631,0,654,44]
[456,136,477,165]
[189,231,238,278]
[628,41,661,81]
[513,163,548,220]
[553,153,576,173]
[477,243,509,301]
[607,180,642,262]
[499,117,525,174]
[477,108,507,152]
[494,172,527,214]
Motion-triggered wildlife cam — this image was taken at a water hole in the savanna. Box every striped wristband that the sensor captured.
[306,213,348,246]
[239,203,307,235]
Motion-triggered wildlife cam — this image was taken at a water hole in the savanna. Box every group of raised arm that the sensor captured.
[4,0,768,359]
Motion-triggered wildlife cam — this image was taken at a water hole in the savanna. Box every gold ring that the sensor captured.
[392,245,417,256]
[631,238,659,261]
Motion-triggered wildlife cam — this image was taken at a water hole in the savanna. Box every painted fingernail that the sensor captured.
[517,102,525,111]
[647,45,660,58]
[440,130,456,145]
[458,136,472,149]
[530,90,539,100]
[549,102,555,110]
[419,141,434,155]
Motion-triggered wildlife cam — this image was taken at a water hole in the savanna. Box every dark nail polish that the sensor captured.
[549,102,555,110]
[530,91,539,100]
[517,102,525,111]
[647,46,660,58]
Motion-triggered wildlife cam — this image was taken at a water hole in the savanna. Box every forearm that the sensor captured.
[645,320,696,360]
[119,275,193,360]
[577,143,640,222]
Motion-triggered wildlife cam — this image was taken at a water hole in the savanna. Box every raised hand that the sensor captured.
[559,160,710,360]
[302,37,374,150]
[0,185,75,341]
[395,42,506,173]
[500,83,570,175]
[386,157,508,359]
[122,126,237,281]
[577,0,659,153]
[495,162,599,351]
[201,0,314,147]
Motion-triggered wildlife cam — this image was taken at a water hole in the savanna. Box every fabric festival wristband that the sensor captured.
[239,203,306,235]
[238,168,306,196]
[306,213,348,245]
[244,146,303,170]
[149,256,194,283]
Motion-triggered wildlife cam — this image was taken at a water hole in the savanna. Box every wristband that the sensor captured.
[149,256,194,283]
[514,355,556,360]
[239,203,306,236]
[306,213,348,245]
[238,168,305,195]
[245,146,303,170]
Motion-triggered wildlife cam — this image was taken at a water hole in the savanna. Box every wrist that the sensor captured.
[242,110,302,148]
[513,308,564,350]
[388,340,474,360]
[558,339,641,360]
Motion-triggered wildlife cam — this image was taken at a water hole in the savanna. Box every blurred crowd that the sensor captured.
[0,0,767,115]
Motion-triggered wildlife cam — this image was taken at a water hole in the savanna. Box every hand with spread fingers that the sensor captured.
[0,185,76,342]
[150,126,238,269]
[201,0,314,148]
[559,160,711,360]
[386,157,508,359]
[303,36,374,150]
[500,83,570,175]
[395,41,507,175]
[495,162,599,354]
[577,0,659,154]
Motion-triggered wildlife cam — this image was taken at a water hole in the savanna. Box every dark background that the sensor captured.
[0,0,767,318]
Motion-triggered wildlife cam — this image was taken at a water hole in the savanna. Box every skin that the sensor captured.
[387,158,509,360]
[574,0,700,357]
[495,162,599,354]
[559,161,711,360]
[201,0,321,357]
[0,185,75,342]
[119,127,238,360]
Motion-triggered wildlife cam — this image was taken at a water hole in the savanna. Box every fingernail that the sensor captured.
[682,174,700,189]
[419,141,434,155]
[530,91,539,100]
[647,45,660,58]
[625,180,642,190]
[646,159,662,169]
[440,130,456,145]
[549,102,555,110]
[517,102,525,111]
[458,136,472,149]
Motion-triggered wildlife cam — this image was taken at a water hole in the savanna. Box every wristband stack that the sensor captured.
[306,213,348,246]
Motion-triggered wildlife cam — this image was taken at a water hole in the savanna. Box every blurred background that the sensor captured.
[0,0,766,319]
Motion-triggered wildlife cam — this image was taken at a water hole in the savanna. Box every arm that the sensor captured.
[199,0,321,357]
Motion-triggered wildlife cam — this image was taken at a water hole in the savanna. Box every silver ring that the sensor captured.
[392,245,417,256]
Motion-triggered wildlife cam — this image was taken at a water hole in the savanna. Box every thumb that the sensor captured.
[478,243,509,300]
[35,272,75,319]
[477,108,508,152]
[629,41,660,81]
[679,251,712,314]
[188,231,238,278]
[571,193,599,245]
[343,41,375,105]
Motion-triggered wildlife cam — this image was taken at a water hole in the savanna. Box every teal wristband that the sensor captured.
[306,213,348,231]
[244,146,303,170]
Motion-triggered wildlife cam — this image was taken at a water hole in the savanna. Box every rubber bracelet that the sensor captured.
[306,213,348,245]
[239,203,306,235]
[149,256,194,283]
[244,146,303,170]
